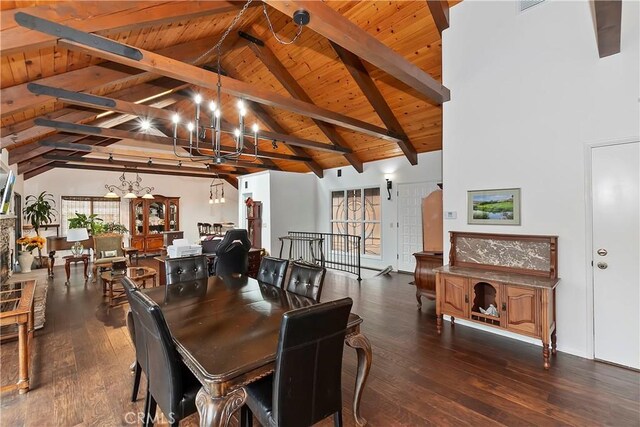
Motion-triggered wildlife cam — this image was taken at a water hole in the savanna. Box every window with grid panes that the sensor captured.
[330,187,381,256]
[61,196,121,236]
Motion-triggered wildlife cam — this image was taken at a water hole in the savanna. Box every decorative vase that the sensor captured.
[18,252,34,273]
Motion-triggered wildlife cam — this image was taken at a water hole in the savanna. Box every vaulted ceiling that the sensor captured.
[1,1,456,187]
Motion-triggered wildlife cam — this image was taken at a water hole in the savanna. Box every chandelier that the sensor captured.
[104,172,154,199]
[170,0,309,165]
[209,177,225,204]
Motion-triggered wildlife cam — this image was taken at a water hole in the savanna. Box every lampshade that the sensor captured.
[66,228,89,242]
[104,191,119,198]
[124,192,137,199]
[141,193,154,199]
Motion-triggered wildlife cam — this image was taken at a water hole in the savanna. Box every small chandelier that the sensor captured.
[105,172,154,199]
[209,177,225,204]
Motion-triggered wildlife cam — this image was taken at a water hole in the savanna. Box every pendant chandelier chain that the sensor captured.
[262,3,303,45]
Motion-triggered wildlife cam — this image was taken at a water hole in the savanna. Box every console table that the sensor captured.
[435,232,559,369]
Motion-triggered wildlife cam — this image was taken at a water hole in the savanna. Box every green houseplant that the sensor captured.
[23,191,57,264]
[68,213,103,235]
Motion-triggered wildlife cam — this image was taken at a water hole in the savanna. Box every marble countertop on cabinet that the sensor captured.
[434,265,560,289]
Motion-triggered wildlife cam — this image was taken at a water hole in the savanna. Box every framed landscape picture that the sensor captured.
[467,188,521,225]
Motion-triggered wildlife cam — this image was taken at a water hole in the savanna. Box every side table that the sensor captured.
[122,247,140,265]
[63,254,90,286]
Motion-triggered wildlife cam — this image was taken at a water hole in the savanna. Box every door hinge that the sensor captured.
[397,222,399,227]
[397,254,399,260]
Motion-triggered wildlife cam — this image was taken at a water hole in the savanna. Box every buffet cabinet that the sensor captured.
[130,196,180,254]
[435,232,559,369]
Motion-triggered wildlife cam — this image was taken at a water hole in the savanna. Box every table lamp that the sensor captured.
[67,228,89,256]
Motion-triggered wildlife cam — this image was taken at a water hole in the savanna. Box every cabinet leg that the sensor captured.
[450,316,455,325]
[542,342,551,369]
[416,291,422,309]
[551,330,557,355]
[436,314,443,335]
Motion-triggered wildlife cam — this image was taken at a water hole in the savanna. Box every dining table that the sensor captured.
[143,275,372,427]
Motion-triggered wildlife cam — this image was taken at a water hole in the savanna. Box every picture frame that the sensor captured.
[467,188,521,225]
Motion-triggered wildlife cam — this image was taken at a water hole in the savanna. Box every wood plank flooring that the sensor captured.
[1,259,638,426]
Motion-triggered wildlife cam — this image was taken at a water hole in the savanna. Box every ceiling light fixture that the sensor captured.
[104,172,154,199]
[209,176,225,205]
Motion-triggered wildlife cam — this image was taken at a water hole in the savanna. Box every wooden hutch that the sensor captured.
[413,188,443,307]
[435,232,559,369]
[246,200,262,249]
[129,196,179,254]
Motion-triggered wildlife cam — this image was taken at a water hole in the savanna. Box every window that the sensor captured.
[61,196,121,235]
[330,187,381,256]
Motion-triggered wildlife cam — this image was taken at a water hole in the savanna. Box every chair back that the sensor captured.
[121,277,147,374]
[272,297,353,427]
[127,287,185,417]
[257,257,289,288]
[165,255,208,286]
[93,233,124,260]
[201,236,222,254]
[285,262,326,303]
[214,230,252,276]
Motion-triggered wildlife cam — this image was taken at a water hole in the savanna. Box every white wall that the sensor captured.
[442,0,639,358]
[23,168,238,246]
[316,151,443,270]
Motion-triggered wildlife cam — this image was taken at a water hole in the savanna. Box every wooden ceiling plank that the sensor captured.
[594,0,622,58]
[14,13,399,143]
[1,35,224,119]
[222,176,239,189]
[2,1,250,55]
[330,41,418,165]
[426,1,450,36]
[33,118,313,163]
[263,0,450,104]
[243,34,363,173]
[46,162,230,180]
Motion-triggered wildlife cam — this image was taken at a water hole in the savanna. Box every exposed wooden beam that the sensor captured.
[263,0,450,104]
[14,13,400,143]
[43,162,226,180]
[222,176,239,189]
[426,1,450,36]
[2,1,250,55]
[27,83,351,155]
[33,119,313,163]
[18,136,117,174]
[330,41,418,165]
[594,0,622,58]
[242,34,363,173]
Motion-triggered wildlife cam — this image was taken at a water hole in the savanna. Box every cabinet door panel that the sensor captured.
[505,286,538,336]
[441,275,468,318]
[145,235,164,252]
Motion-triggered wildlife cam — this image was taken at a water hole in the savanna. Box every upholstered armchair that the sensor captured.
[92,233,127,280]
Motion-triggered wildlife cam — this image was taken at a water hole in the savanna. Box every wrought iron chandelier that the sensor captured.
[104,172,154,199]
[170,0,309,165]
[209,177,225,204]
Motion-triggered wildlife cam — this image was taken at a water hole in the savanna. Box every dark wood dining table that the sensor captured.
[143,275,372,427]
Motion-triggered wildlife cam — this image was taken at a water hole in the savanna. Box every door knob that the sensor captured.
[597,262,608,270]
[597,248,608,256]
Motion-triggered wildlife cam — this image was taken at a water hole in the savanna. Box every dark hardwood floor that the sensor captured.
[1,259,638,426]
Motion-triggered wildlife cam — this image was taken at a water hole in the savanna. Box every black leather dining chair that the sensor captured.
[256,257,289,288]
[240,297,353,427]
[214,229,252,277]
[122,277,147,404]
[165,255,208,286]
[127,284,200,427]
[284,261,327,303]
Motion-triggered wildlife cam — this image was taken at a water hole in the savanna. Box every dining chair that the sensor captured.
[214,229,252,277]
[164,255,208,286]
[127,283,200,427]
[121,278,146,404]
[284,261,327,303]
[240,297,354,427]
[256,257,289,288]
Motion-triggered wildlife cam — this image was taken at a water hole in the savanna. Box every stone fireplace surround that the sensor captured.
[0,215,16,284]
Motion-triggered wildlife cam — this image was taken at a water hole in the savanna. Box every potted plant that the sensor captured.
[23,191,57,265]
[16,235,45,273]
[68,213,103,235]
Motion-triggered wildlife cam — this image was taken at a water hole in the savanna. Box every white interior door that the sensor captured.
[397,182,439,272]
[592,141,639,369]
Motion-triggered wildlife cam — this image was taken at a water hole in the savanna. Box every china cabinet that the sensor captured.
[129,196,180,254]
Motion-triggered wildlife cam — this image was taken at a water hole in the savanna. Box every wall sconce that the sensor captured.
[385,178,393,200]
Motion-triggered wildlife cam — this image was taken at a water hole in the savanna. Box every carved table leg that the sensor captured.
[416,291,422,309]
[195,387,247,427]
[345,333,372,427]
[17,321,30,394]
[64,261,71,286]
[450,316,455,326]
[83,259,89,281]
[436,314,443,335]
[542,342,551,369]
[551,330,557,355]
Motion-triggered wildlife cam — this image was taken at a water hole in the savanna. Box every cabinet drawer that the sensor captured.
[440,275,468,318]
[505,285,539,337]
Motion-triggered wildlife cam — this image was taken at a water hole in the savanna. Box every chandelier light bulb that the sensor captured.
[209,101,216,111]
[194,94,202,104]
[187,122,195,132]
[234,128,241,138]
[141,119,151,131]
[237,99,244,110]
[215,198,220,204]
[252,123,259,133]
[208,198,214,205]
[239,108,247,117]
[172,113,180,124]
[214,109,221,118]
